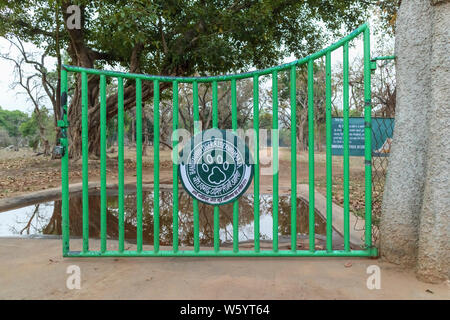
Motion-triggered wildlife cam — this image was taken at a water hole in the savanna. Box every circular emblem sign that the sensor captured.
[178,129,254,205]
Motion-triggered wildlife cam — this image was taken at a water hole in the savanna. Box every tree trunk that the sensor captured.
[54,3,62,150]
[381,0,450,283]
[60,0,181,159]
[296,116,307,151]
[131,109,136,145]
[39,125,50,156]
[315,125,322,152]
[61,2,150,158]
[67,70,171,158]
[142,107,148,156]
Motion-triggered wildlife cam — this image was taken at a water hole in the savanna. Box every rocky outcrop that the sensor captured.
[381,0,449,283]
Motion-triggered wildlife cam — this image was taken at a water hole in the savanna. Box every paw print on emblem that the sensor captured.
[201,154,230,185]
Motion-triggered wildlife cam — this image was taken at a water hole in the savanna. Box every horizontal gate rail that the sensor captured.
[62,24,369,82]
[63,250,375,257]
[59,23,377,258]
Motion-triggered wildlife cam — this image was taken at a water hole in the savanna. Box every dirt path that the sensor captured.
[0,238,448,299]
[0,150,447,299]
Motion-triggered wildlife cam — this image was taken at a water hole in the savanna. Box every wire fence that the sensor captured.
[370,56,396,242]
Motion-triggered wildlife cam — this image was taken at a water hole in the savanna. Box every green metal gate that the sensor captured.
[59,23,377,257]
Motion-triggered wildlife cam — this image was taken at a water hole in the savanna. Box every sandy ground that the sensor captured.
[0,238,448,300]
[2,147,442,300]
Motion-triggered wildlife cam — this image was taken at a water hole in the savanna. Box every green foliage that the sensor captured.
[0,106,29,138]
[259,111,272,130]
[0,127,14,147]
[19,116,38,138]
[19,107,55,147]
[0,0,393,155]
[27,136,40,149]
[374,0,400,35]
[0,0,375,77]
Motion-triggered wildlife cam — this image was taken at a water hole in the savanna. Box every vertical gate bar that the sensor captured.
[363,27,373,250]
[214,206,220,253]
[343,42,350,252]
[192,201,200,250]
[172,81,179,253]
[153,80,160,253]
[289,66,297,253]
[212,81,218,127]
[307,60,315,252]
[253,74,260,253]
[325,52,333,252]
[100,75,107,253]
[231,78,239,254]
[61,68,69,255]
[118,77,125,253]
[136,78,143,252]
[192,81,200,253]
[212,81,220,253]
[272,71,279,253]
[81,71,89,253]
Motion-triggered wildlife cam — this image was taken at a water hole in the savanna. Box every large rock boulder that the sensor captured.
[381,0,449,283]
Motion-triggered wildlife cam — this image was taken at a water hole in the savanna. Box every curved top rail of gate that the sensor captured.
[63,23,369,83]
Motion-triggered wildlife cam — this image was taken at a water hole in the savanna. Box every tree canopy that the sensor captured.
[0,106,29,138]
[1,0,379,73]
[0,0,399,156]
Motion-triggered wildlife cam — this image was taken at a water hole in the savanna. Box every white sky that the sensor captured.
[0,37,56,114]
[0,38,31,113]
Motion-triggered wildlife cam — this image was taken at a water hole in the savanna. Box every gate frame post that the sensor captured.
[59,23,378,258]
[60,67,70,257]
[363,26,377,256]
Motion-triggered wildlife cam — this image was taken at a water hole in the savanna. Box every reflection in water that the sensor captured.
[0,190,345,249]
[0,202,55,237]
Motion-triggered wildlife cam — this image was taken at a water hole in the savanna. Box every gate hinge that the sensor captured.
[57,120,70,128]
[365,121,371,128]
[61,92,67,107]
[364,100,372,108]
[57,120,67,128]
[370,60,377,72]
[365,160,372,166]
[52,145,65,158]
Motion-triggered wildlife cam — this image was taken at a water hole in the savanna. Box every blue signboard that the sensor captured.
[331,117,394,157]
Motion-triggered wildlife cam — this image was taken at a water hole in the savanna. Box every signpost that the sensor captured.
[332,117,394,157]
